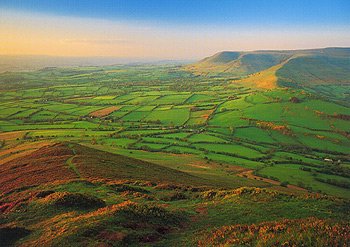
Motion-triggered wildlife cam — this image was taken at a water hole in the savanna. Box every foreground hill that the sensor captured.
[186,47,350,88]
[0,142,212,195]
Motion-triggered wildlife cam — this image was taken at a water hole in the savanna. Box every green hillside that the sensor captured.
[201,51,241,64]
[186,51,287,77]
[239,53,287,73]
[1,142,349,246]
[277,55,350,87]
[187,47,350,89]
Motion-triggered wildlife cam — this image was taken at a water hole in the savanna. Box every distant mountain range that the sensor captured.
[0,55,192,73]
[186,47,350,88]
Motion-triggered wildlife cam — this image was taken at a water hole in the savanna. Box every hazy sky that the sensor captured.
[1,0,349,59]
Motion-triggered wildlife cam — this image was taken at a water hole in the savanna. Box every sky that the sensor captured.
[0,0,349,59]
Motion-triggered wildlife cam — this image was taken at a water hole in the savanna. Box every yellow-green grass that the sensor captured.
[93,95,116,100]
[217,97,253,111]
[209,110,248,127]
[81,143,264,189]
[101,137,136,147]
[188,133,228,143]
[193,143,264,159]
[165,145,202,155]
[144,108,190,126]
[186,94,217,103]
[134,142,169,150]
[0,107,27,118]
[157,132,191,139]
[257,164,350,198]
[121,111,150,122]
[234,127,276,143]
[152,94,191,105]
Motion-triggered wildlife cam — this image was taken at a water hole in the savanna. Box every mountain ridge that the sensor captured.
[186,47,350,88]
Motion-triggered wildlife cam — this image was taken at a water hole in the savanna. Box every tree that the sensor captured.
[280,181,289,187]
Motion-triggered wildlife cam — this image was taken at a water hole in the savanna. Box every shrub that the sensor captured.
[161,192,188,201]
[0,227,30,246]
[112,184,149,194]
[44,192,106,209]
[280,181,289,187]
[198,217,350,247]
[35,190,55,198]
[115,203,187,226]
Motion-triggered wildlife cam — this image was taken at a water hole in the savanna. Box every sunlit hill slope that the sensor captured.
[186,47,350,88]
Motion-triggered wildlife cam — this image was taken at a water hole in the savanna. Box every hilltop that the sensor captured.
[186,47,350,88]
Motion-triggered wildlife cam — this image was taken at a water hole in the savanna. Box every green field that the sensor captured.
[0,65,349,198]
[0,63,349,246]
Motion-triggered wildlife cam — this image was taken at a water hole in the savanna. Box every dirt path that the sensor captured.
[66,147,82,178]
[237,170,306,191]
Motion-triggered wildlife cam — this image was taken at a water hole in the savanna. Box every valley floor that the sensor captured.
[0,64,349,246]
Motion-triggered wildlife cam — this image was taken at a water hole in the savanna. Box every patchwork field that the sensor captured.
[0,64,349,246]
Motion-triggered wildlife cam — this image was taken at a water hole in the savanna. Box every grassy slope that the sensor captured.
[233,54,303,88]
[187,48,350,88]
[0,143,349,246]
[80,143,268,189]
[0,142,215,189]
[276,55,350,87]
[186,51,287,77]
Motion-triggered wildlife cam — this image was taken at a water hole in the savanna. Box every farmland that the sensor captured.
[0,63,349,246]
[0,65,349,196]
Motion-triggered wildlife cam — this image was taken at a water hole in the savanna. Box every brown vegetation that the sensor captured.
[0,131,26,141]
[89,106,119,117]
[255,120,292,135]
[0,143,77,195]
[198,217,350,247]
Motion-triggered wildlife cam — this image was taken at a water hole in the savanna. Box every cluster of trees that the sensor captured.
[253,170,280,182]
[319,164,350,178]
[314,177,350,189]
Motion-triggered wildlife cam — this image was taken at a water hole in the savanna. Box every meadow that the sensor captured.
[0,65,349,197]
[0,64,349,246]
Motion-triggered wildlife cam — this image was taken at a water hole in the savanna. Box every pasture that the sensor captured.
[0,65,349,198]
